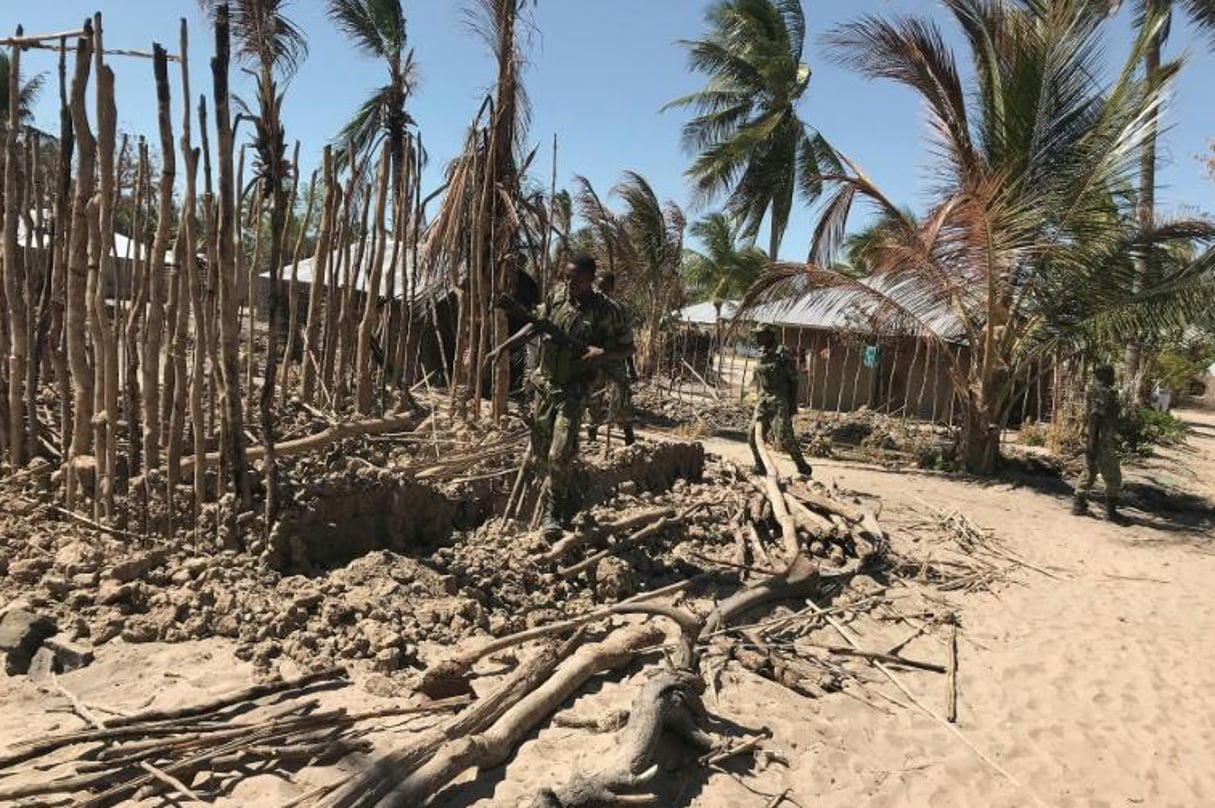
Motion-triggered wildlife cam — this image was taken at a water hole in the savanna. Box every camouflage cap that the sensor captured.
[751,323,777,337]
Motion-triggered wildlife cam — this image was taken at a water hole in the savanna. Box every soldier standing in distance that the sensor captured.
[1073,363,1127,523]
[585,271,636,446]
[749,323,813,477]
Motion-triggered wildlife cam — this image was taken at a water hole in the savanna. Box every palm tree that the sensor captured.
[424,0,536,418]
[576,172,685,376]
[683,212,765,374]
[1102,0,1215,397]
[684,213,765,305]
[325,0,418,193]
[0,52,45,130]
[665,0,839,260]
[199,0,307,521]
[740,0,1215,475]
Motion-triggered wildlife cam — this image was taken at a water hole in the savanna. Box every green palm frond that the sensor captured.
[198,0,309,76]
[667,0,832,258]
[326,0,406,57]
[0,52,46,127]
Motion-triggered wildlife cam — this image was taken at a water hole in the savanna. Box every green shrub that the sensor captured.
[1119,406,1189,458]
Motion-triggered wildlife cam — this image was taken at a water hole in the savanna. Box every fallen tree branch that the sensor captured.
[319,639,581,808]
[176,414,420,476]
[531,669,713,808]
[703,554,821,636]
[788,481,865,524]
[796,641,947,674]
[418,580,694,699]
[538,506,676,565]
[377,623,667,807]
[752,423,800,563]
[559,503,706,578]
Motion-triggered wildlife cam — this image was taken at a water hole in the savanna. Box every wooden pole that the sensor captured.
[211,4,250,507]
[64,22,96,507]
[92,14,120,521]
[3,27,29,466]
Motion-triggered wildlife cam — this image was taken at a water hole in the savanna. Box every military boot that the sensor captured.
[1071,495,1088,516]
[795,458,813,477]
[540,496,564,541]
[1105,497,1129,525]
[622,424,636,446]
[586,424,599,443]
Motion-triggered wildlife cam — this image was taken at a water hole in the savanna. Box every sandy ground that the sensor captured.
[2,411,1213,807]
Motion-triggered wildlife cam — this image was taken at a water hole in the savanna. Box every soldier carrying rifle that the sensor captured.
[489,255,634,538]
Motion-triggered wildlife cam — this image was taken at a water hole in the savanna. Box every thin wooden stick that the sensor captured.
[138,761,201,801]
[764,787,792,808]
[797,641,946,674]
[805,601,1054,808]
[947,622,959,724]
[51,674,106,730]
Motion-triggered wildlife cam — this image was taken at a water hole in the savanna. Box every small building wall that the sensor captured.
[774,326,1049,426]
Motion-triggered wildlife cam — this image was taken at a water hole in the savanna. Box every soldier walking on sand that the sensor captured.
[585,271,636,446]
[749,323,813,477]
[1073,363,1126,523]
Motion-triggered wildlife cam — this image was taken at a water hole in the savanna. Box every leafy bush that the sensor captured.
[1119,406,1190,457]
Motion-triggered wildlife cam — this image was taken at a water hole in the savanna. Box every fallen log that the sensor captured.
[418,580,694,699]
[703,553,820,636]
[559,503,706,578]
[376,623,666,807]
[319,640,577,808]
[752,423,799,563]
[176,414,420,476]
[538,506,676,565]
[531,669,712,808]
[783,493,834,539]
[788,480,865,524]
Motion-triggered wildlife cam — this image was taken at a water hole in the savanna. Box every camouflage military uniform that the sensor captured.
[530,288,633,521]
[1075,380,1122,506]
[749,336,812,475]
[585,296,635,442]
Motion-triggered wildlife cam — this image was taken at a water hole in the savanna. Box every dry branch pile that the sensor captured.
[0,667,470,807]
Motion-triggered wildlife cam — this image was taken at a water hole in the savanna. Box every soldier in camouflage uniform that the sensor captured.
[493,255,634,539]
[749,323,813,477]
[1073,364,1125,522]
[585,272,636,446]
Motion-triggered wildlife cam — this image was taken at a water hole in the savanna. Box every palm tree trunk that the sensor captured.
[356,146,391,414]
[211,5,250,508]
[1125,22,1162,404]
[302,146,335,404]
[259,111,296,529]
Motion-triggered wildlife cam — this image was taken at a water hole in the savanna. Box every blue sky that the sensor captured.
[10,0,1215,260]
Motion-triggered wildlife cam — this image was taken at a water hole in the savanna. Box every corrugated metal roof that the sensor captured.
[680,276,966,340]
[17,214,177,266]
[680,300,737,325]
[263,239,437,300]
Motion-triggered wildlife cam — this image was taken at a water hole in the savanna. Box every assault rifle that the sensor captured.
[494,293,587,353]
